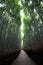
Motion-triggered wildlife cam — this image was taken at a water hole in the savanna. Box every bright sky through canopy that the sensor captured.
[0,4,5,7]
[20,9,25,48]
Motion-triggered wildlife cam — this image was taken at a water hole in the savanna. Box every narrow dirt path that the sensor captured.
[11,50,37,65]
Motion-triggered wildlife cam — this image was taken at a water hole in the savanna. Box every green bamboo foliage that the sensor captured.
[0,0,43,49]
[0,0,21,49]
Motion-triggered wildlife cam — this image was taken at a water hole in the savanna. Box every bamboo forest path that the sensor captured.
[11,50,37,65]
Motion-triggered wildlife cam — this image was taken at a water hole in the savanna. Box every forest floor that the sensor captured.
[0,49,43,65]
[24,49,43,65]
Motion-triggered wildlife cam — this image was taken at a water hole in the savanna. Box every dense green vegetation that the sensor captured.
[0,0,43,49]
[23,0,43,49]
[0,0,21,49]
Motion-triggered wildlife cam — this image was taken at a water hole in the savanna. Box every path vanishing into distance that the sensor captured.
[11,50,37,65]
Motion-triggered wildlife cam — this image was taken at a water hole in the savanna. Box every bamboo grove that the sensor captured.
[0,0,43,49]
